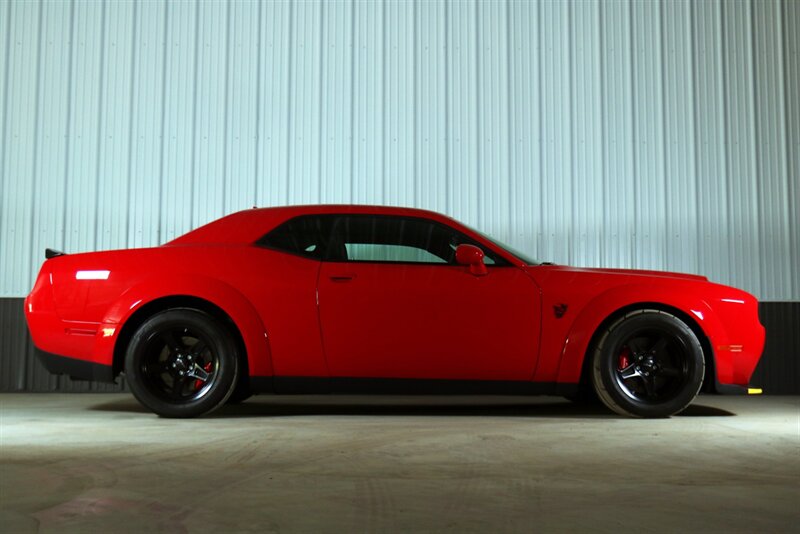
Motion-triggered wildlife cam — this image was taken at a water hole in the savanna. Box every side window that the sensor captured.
[345,243,446,263]
[256,215,334,259]
[331,215,498,265]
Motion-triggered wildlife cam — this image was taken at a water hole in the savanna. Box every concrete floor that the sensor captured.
[1,394,798,533]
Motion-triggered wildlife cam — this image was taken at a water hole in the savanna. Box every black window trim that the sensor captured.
[255,213,514,267]
[327,214,511,267]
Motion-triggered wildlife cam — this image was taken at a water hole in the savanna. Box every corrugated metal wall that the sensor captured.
[0,0,797,301]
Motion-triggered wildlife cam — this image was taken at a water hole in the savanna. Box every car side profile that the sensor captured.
[25,205,765,418]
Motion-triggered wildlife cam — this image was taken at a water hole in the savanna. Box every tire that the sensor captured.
[124,308,239,418]
[591,309,705,418]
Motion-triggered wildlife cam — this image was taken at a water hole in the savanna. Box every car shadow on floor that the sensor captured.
[676,404,736,417]
[88,396,735,419]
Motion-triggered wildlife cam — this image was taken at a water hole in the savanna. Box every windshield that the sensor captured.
[469,227,539,265]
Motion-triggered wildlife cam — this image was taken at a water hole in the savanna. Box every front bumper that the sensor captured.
[711,292,766,390]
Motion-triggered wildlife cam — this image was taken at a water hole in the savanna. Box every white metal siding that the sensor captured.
[0,0,797,300]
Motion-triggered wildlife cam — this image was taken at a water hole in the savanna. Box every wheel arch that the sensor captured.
[93,275,273,381]
[111,295,249,379]
[555,287,724,393]
[571,303,716,396]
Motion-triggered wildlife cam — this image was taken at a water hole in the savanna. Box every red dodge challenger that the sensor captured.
[25,205,765,418]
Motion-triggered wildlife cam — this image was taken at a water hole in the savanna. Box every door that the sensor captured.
[317,215,541,381]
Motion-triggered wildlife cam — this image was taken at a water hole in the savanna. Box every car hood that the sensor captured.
[528,265,708,282]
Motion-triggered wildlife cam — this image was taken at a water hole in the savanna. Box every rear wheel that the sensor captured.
[124,308,239,418]
[591,309,704,418]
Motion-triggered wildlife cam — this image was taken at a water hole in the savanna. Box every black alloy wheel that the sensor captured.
[140,326,218,403]
[591,309,705,418]
[125,308,239,418]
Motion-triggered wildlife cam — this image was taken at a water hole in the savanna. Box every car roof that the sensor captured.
[167,205,458,246]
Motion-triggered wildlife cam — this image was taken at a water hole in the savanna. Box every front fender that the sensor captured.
[554,285,728,385]
[93,274,273,377]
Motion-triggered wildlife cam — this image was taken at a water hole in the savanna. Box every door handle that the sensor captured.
[329,274,356,282]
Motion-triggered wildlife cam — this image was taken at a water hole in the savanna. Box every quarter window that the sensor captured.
[256,215,334,259]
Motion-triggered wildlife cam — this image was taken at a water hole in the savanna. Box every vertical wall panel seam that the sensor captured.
[124,0,139,248]
[719,0,731,283]
[687,2,698,272]
[749,0,763,292]
[716,1,731,276]
[444,0,450,214]
[25,0,45,388]
[537,0,544,243]
[222,0,230,211]
[628,0,638,266]
[317,0,324,203]
[0,0,12,254]
[286,0,295,204]
[475,0,482,227]
[27,0,44,341]
[381,0,386,204]
[658,0,669,264]
[505,0,512,236]
[437,1,446,213]
[348,0,354,202]
[189,0,200,223]
[598,0,605,264]
[690,0,702,273]
[598,1,606,264]
[792,0,798,298]
[61,0,76,252]
[411,0,417,206]
[567,0,575,265]
[92,1,107,250]
[254,0,262,204]
[780,0,795,297]
[157,0,169,243]
[768,0,789,296]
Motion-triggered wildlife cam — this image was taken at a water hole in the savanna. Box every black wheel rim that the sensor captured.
[613,327,691,404]
[139,326,219,404]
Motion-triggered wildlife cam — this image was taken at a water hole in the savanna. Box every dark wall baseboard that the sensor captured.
[2,298,797,394]
[750,302,799,394]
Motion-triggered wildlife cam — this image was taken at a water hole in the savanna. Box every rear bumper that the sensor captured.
[36,350,115,382]
[25,292,117,368]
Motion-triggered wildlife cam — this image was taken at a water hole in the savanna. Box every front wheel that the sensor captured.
[591,309,705,418]
[124,308,239,418]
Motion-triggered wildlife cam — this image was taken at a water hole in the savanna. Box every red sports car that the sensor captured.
[25,205,765,418]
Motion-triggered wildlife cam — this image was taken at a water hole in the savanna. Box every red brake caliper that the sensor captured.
[194,362,213,390]
[618,346,631,371]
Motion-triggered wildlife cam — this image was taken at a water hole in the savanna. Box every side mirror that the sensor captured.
[455,244,488,276]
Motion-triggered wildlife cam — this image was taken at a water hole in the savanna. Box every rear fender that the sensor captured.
[555,285,727,385]
[93,275,272,377]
